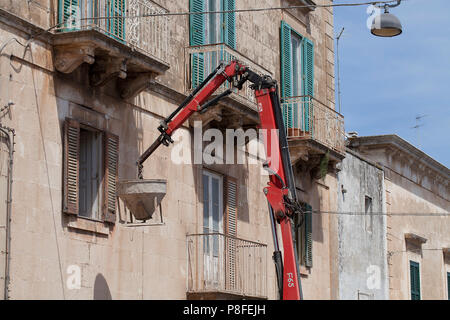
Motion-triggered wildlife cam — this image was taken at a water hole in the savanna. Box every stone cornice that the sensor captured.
[347,134,450,181]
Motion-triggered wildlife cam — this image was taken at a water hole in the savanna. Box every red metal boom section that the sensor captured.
[137,60,302,300]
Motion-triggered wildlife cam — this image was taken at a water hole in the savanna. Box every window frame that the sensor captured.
[364,195,373,233]
[447,271,450,300]
[294,202,313,268]
[63,118,118,226]
[202,170,224,235]
[409,260,421,300]
[78,124,104,221]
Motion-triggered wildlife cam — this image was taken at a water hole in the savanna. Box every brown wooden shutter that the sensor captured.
[63,119,80,215]
[103,132,119,223]
[224,176,238,291]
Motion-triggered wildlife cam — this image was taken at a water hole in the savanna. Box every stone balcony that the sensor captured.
[53,0,169,99]
[185,43,273,129]
[186,233,268,300]
[281,95,345,171]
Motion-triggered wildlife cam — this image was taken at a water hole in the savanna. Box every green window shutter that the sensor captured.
[108,0,126,42]
[190,0,206,88]
[223,0,236,49]
[58,0,79,31]
[304,203,313,267]
[410,261,421,300]
[302,38,314,132]
[280,21,293,129]
[280,21,293,99]
[447,272,450,300]
[190,0,206,46]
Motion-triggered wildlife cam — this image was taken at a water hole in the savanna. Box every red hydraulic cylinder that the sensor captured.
[254,88,301,300]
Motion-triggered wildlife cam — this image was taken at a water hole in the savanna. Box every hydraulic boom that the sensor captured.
[137,60,305,300]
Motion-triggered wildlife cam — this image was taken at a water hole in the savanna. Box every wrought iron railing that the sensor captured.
[57,0,169,62]
[281,95,345,155]
[186,43,273,109]
[187,233,267,298]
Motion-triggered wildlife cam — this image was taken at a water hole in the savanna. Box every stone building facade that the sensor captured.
[336,148,389,300]
[0,0,344,300]
[348,135,450,300]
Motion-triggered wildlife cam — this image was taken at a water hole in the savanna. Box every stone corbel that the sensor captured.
[90,57,128,87]
[119,72,156,99]
[54,45,95,73]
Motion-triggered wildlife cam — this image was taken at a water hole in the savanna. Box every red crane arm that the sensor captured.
[137,60,304,300]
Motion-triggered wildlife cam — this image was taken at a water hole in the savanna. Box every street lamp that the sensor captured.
[371,0,403,37]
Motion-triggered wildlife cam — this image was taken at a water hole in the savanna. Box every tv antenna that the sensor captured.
[336,27,345,114]
[411,114,428,148]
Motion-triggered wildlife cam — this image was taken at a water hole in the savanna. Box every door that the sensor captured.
[202,171,223,288]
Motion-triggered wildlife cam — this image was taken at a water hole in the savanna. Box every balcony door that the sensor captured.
[202,171,224,288]
[280,21,314,134]
[189,0,236,88]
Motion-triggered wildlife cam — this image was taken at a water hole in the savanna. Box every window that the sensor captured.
[294,202,312,267]
[58,0,126,41]
[189,0,236,48]
[410,261,421,300]
[447,272,450,300]
[189,0,236,88]
[202,171,223,237]
[202,171,239,289]
[365,196,373,232]
[79,128,103,220]
[63,119,118,224]
[280,21,314,132]
[202,171,223,286]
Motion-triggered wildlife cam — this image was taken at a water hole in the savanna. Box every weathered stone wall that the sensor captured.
[349,137,450,300]
[337,150,388,300]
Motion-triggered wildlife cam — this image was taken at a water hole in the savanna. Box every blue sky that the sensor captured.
[333,0,450,167]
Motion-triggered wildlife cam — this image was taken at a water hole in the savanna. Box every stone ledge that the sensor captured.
[404,233,427,246]
[66,216,111,236]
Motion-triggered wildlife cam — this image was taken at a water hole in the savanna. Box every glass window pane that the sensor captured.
[291,33,302,96]
[212,177,219,232]
[203,174,210,231]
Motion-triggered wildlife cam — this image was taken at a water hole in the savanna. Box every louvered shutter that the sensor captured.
[224,177,238,291]
[223,0,236,49]
[410,261,420,300]
[303,203,313,267]
[302,38,314,132]
[59,0,79,31]
[108,0,126,42]
[103,132,119,223]
[447,272,450,300]
[63,119,80,215]
[280,21,293,129]
[190,0,206,88]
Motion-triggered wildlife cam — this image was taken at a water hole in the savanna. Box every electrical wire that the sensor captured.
[69,0,404,23]
[311,210,450,216]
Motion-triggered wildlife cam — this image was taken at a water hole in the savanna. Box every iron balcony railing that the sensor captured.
[187,233,267,298]
[57,0,169,62]
[186,43,273,109]
[281,95,345,155]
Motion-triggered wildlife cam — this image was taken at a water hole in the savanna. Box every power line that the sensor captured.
[72,0,403,23]
[312,210,450,216]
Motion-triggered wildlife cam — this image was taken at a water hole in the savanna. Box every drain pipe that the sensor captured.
[0,125,15,300]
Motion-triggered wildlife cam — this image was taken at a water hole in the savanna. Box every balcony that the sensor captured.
[185,43,273,128]
[187,233,267,300]
[281,95,345,168]
[53,0,170,98]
